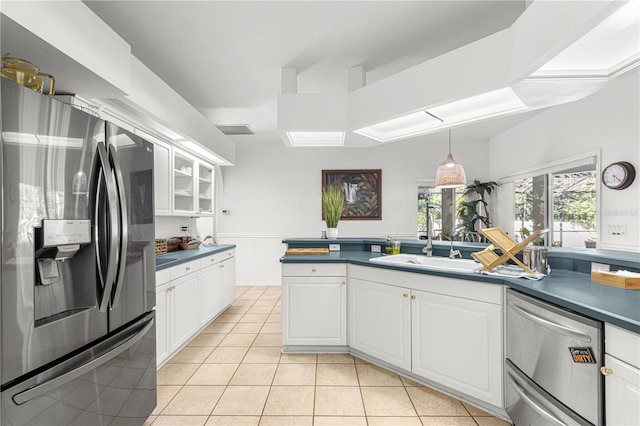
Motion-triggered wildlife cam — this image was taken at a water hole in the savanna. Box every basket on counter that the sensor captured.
[155,239,168,255]
[180,241,201,250]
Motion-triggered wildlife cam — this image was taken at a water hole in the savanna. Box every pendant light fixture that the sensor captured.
[435,129,466,188]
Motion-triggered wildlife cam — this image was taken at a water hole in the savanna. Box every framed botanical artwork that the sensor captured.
[322,169,382,220]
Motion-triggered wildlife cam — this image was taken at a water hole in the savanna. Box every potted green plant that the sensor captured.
[322,185,344,239]
[458,180,499,239]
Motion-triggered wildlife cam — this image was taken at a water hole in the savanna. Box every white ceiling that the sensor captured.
[84,1,532,145]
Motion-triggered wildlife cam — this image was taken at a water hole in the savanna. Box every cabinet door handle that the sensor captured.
[403,293,408,298]
[600,367,614,376]
[341,281,346,286]
[210,258,216,262]
[411,295,416,300]
[185,266,190,271]
[220,264,225,268]
[311,268,317,273]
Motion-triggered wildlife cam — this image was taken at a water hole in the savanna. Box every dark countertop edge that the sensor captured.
[156,244,236,271]
[280,251,640,335]
[283,238,640,269]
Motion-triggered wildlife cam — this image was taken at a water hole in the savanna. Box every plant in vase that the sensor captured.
[322,185,344,239]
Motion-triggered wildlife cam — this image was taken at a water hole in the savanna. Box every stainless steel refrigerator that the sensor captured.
[0,79,157,425]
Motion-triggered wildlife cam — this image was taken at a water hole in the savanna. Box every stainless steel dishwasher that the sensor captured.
[505,289,603,426]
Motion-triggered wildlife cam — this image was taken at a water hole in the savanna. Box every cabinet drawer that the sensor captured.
[606,323,640,368]
[169,259,201,281]
[350,264,501,304]
[282,263,346,277]
[201,249,235,266]
[156,268,171,286]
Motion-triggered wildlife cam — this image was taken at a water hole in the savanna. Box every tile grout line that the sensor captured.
[154,286,505,426]
[204,286,254,422]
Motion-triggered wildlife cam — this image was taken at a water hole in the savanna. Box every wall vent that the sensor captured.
[216,124,254,135]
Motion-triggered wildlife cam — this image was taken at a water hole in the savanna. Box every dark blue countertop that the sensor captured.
[281,238,640,334]
[156,244,236,271]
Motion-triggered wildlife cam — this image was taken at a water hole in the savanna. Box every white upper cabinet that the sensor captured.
[197,162,215,216]
[152,141,216,217]
[173,148,197,215]
[153,139,172,215]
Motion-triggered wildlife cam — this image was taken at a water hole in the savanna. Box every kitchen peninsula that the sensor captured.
[281,238,640,421]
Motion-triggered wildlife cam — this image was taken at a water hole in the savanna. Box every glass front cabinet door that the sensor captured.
[198,162,214,216]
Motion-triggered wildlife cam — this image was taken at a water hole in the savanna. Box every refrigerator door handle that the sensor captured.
[108,145,129,309]
[508,300,592,342]
[91,142,120,313]
[11,314,154,406]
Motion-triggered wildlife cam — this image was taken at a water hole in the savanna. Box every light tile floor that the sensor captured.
[146,286,512,426]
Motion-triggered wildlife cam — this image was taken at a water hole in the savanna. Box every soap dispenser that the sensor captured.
[385,236,393,255]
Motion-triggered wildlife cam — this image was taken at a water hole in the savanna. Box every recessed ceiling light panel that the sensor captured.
[531,1,640,78]
[354,87,526,143]
[286,132,345,147]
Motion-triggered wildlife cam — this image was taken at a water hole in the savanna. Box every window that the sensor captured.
[417,186,467,240]
[514,170,596,247]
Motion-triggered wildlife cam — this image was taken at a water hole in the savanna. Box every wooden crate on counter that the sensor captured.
[591,270,640,290]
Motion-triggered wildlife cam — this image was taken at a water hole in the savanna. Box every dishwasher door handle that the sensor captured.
[507,370,570,426]
[509,302,592,343]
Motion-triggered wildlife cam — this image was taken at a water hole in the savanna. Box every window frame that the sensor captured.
[498,151,600,247]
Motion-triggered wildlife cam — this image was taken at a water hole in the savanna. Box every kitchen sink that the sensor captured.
[155,257,177,266]
[369,254,481,273]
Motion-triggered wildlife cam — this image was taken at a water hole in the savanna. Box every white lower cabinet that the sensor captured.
[172,273,201,350]
[155,281,170,365]
[222,256,236,307]
[347,265,503,409]
[199,262,225,325]
[411,289,503,407]
[155,270,200,366]
[282,263,347,347]
[156,249,235,367]
[348,278,411,370]
[603,324,640,426]
[282,262,504,409]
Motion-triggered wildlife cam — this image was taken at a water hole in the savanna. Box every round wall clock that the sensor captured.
[602,161,636,190]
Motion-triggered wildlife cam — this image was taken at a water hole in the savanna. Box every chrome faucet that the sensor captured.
[422,200,433,257]
[449,239,462,259]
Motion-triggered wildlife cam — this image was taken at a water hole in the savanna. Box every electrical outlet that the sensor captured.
[607,224,628,236]
[371,245,381,253]
[591,262,610,272]
[329,244,341,252]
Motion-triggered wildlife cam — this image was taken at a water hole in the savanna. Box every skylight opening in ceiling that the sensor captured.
[286,132,345,147]
[531,0,640,78]
[354,87,527,143]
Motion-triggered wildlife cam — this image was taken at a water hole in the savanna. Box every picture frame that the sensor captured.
[322,169,382,220]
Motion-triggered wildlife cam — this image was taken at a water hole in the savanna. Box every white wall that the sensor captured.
[489,71,640,252]
[218,135,490,285]
[156,216,214,241]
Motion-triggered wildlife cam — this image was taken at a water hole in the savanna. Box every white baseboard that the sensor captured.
[236,281,281,287]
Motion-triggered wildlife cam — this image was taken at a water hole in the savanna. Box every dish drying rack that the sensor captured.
[471,227,549,274]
